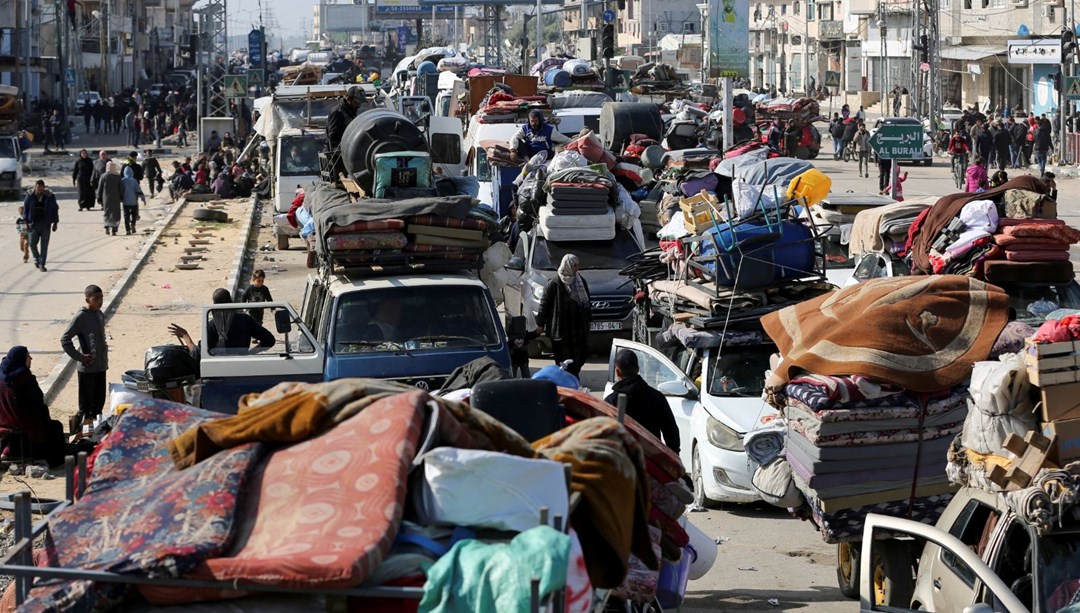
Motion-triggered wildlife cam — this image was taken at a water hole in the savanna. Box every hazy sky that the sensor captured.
[223,0,311,39]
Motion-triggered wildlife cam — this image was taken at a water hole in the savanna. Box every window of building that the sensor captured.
[941,0,949,8]
[817,1,833,20]
[808,0,815,19]
[963,0,972,8]
[794,1,801,15]
[684,22,696,33]
[781,3,788,15]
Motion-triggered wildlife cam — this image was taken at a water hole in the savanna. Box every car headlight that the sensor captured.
[706,415,745,451]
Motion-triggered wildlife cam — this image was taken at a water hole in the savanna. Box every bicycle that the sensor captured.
[951,152,968,190]
[843,140,858,163]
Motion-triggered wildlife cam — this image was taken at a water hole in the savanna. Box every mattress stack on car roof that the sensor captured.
[537,166,617,242]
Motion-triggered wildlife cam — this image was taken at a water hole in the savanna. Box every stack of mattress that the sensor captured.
[405,214,491,263]
[781,375,965,543]
[321,219,408,266]
[539,182,615,241]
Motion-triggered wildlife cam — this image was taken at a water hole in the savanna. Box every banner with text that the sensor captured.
[707,0,749,79]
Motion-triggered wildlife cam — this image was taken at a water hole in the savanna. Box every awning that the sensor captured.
[939,45,1005,61]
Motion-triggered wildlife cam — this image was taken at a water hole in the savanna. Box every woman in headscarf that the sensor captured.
[97,161,123,236]
[536,253,592,377]
[0,346,66,467]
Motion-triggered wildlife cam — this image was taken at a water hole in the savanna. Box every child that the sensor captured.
[882,170,909,201]
[509,328,540,379]
[15,205,28,263]
[989,169,1009,189]
[241,269,273,325]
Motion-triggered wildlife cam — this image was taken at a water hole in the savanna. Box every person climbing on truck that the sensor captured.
[324,86,367,181]
[509,109,568,163]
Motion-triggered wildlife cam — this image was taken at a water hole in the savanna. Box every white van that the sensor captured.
[462,119,521,212]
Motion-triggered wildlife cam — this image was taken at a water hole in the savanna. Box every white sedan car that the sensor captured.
[606,338,777,505]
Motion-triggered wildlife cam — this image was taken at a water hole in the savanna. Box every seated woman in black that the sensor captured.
[0,346,66,467]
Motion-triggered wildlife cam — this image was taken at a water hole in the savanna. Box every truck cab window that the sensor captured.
[280,139,324,176]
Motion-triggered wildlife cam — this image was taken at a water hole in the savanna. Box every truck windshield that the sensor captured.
[1038,531,1080,612]
[332,285,501,354]
[0,139,16,159]
[1006,282,1080,328]
[534,229,640,271]
[707,344,775,398]
[280,138,324,176]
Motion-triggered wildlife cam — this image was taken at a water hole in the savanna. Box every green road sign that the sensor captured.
[824,70,841,88]
[247,69,264,88]
[869,124,924,160]
[1066,76,1080,100]
[224,75,248,98]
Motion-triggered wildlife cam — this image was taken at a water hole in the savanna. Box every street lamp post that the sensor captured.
[878,8,886,116]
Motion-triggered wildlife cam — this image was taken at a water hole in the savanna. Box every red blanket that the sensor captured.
[327,219,406,234]
[1002,222,1080,243]
[992,234,1069,249]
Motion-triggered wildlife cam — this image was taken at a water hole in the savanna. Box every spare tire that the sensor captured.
[193,208,227,222]
[340,109,428,194]
[600,102,665,154]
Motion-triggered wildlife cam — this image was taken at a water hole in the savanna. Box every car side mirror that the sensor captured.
[657,379,696,398]
[274,309,292,335]
[506,257,525,272]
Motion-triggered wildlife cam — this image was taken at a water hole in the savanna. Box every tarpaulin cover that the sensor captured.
[734,157,815,187]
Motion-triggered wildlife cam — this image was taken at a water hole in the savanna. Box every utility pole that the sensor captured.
[803,11,809,95]
[878,1,886,116]
[131,0,137,88]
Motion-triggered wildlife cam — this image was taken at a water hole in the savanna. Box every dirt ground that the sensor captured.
[0,195,255,503]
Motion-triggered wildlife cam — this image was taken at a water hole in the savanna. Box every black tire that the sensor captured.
[691,446,717,509]
[837,542,861,600]
[339,109,427,194]
[795,146,811,160]
[192,208,227,223]
[871,540,916,607]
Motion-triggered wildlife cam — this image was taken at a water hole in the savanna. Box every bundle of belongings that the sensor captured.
[628,63,690,96]
[906,176,1077,285]
[847,199,935,259]
[516,149,644,245]
[304,181,500,270]
[753,276,1012,543]
[753,97,821,123]
[6,377,703,612]
[476,90,552,124]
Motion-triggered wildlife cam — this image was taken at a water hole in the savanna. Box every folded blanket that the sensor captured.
[1004,250,1071,261]
[762,276,1008,393]
[744,421,785,466]
[785,374,907,410]
[998,217,1065,227]
[408,214,490,231]
[404,243,486,253]
[1002,222,1080,243]
[327,219,406,234]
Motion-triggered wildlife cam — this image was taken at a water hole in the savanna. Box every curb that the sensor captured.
[225,196,261,300]
[40,196,190,404]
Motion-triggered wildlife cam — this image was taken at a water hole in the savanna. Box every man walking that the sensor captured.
[993,121,1011,172]
[23,180,59,271]
[1009,117,1028,168]
[604,349,680,453]
[855,123,872,178]
[60,285,108,425]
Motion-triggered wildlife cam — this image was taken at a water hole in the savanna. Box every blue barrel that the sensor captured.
[416,61,437,76]
[544,68,572,88]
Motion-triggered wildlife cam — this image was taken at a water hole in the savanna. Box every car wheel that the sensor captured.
[872,540,916,607]
[692,446,717,509]
[836,541,861,599]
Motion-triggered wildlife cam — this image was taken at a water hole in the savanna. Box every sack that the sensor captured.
[143,345,199,383]
[961,354,1036,456]
[413,447,569,532]
[751,458,802,508]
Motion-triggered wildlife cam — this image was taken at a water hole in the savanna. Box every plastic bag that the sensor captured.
[961,353,1036,456]
[733,179,783,219]
[614,184,641,231]
[548,150,587,174]
[144,345,199,383]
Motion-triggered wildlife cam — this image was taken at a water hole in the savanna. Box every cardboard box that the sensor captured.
[1043,418,1080,463]
[1040,381,1080,423]
[1026,339,1080,387]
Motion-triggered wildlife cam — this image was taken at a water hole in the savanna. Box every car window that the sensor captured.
[617,346,683,390]
[205,306,315,356]
[1004,282,1080,327]
[280,138,324,176]
[1038,531,1080,612]
[332,286,500,354]
[707,344,774,397]
[533,230,641,271]
[989,520,1032,611]
[941,499,1001,588]
[431,133,461,165]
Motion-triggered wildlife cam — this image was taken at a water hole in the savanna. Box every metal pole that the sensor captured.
[878,2,886,117]
[536,0,543,62]
[722,76,733,148]
[889,158,898,199]
[803,12,809,95]
[131,0,137,88]
[24,0,31,100]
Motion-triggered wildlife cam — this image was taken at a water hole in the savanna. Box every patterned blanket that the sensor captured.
[24,402,265,612]
[762,276,1008,393]
[796,492,955,544]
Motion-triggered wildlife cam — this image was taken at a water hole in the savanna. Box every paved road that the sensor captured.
[0,133,192,407]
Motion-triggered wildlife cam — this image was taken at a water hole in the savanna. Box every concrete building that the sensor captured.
[621,0,703,55]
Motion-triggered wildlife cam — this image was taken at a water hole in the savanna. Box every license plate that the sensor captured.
[590,321,622,331]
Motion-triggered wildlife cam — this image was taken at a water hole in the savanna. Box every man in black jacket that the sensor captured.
[1009,118,1028,168]
[604,349,680,454]
[325,85,366,180]
[992,121,1012,171]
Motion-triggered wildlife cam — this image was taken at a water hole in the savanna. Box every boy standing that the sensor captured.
[60,285,108,424]
[15,205,28,263]
[241,269,273,325]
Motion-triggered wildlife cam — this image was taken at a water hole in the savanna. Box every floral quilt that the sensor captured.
[22,401,264,613]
